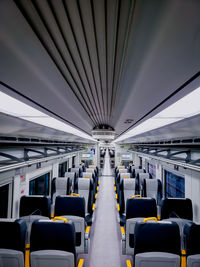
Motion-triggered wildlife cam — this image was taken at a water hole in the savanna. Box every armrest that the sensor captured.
[126,259,132,267]
[85,226,90,239]
[77,258,84,267]
[121,226,125,240]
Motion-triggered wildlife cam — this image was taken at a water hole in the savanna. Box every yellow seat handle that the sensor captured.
[53,217,68,223]
[143,217,157,223]
[70,193,80,197]
[131,195,142,199]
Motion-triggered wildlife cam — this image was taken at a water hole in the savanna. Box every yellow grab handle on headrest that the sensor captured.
[84,176,90,178]
[131,195,142,199]
[92,163,95,165]
[143,217,158,223]
[70,193,80,197]
[53,217,68,223]
[122,176,129,178]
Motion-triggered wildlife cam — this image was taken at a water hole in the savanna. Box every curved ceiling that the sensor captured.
[0,0,200,139]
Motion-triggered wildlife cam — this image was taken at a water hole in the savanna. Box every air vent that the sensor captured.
[92,125,115,141]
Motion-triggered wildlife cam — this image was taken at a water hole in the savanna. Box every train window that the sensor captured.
[148,163,156,179]
[58,161,68,177]
[0,184,9,218]
[165,170,185,198]
[29,172,50,196]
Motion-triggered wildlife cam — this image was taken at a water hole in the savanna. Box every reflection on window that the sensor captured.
[0,184,9,218]
[165,170,185,198]
[29,173,50,196]
[148,163,156,179]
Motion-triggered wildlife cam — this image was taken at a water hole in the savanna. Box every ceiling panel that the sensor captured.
[0,0,200,141]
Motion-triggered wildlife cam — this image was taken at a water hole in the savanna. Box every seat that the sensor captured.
[116,173,131,203]
[64,172,78,192]
[20,195,51,218]
[122,197,157,255]
[134,221,181,267]
[51,177,72,204]
[137,173,150,194]
[143,178,162,203]
[30,219,76,267]
[0,219,27,267]
[161,198,193,250]
[82,172,97,196]
[19,195,51,243]
[119,178,136,225]
[161,198,193,220]
[55,195,90,254]
[131,166,141,178]
[184,222,200,267]
[75,178,94,225]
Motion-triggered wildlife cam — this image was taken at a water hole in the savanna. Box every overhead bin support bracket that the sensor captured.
[0,152,23,163]
[24,148,46,161]
[167,150,191,163]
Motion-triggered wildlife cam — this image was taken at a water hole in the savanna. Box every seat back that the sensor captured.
[137,173,150,193]
[30,220,76,267]
[120,173,130,179]
[119,179,136,214]
[134,221,181,267]
[64,172,77,192]
[51,177,72,203]
[143,178,160,201]
[20,195,51,218]
[131,166,141,178]
[77,178,93,214]
[0,219,27,267]
[55,196,86,254]
[161,198,193,220]
[125,198,157,255]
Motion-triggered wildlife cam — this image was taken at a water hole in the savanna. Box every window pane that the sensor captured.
[149,163,156,179]
[165,170,185,198]
[29,173,50,196]
[0,184,9,218]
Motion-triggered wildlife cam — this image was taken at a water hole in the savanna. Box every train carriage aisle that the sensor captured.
[82,149,130,267]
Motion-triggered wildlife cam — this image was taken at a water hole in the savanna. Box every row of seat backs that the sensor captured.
[125,197,193,221]
[0,218,77,267]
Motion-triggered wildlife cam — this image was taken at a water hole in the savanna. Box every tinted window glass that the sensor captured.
[0,184,9,218]
[165,170,185,198]
[29,173,50,196]
[58,161,68,177]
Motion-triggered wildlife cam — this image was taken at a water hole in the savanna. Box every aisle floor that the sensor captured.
[83,150,129,267]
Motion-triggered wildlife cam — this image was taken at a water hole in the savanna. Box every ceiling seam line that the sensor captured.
[90,0,106,124]
[77,0,105,126]
[47,0,101,126]
[62,0,102,126]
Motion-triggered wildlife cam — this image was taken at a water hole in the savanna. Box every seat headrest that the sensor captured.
[30,220,76,255]
[65,172,76,179]
[86,168,94,173]
[20,195,51,218]
[144,179,158,190]
[134,221,180,256]
[139,173,150,179]
[161,198,193,220]
[126,198,157,219]
[120,173,130,179]
[119,169,127,174]
[184,222,200,255]
[123,179,135,190]
[55,177,69,190]
[0,219,27,252]
[82,172,93,178]
[55,196,85,218]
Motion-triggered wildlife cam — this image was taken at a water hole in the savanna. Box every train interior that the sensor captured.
[0,0,200,267]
